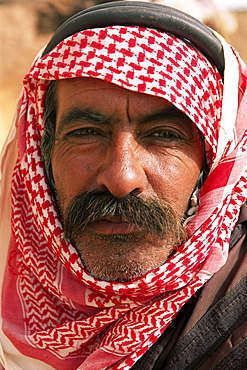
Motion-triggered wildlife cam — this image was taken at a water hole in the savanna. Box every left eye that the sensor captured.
[151,129,183,141]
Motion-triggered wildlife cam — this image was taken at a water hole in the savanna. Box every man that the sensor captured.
[0,1,246,369]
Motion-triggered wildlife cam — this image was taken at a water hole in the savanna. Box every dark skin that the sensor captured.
[51,77,205,282]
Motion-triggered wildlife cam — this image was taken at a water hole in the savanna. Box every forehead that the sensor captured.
[56,77,183,117]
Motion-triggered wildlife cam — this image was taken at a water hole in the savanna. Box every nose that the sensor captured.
[97,133,147,198]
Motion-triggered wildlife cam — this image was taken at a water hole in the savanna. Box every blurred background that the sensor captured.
[0,0,247,150]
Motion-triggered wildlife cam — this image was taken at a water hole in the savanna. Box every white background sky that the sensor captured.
[215,0,247,10]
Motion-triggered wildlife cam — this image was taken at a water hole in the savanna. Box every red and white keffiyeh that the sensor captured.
[0,25,247,370]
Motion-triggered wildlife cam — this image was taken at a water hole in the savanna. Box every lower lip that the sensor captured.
[88,220,139,235]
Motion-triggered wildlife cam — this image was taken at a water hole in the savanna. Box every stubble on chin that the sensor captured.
[72,229,175,282]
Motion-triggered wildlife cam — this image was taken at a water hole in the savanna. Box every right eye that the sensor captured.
[66,127,101,137]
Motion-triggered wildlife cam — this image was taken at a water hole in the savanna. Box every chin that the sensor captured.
[73,232,173,282]
[84,260,151,282]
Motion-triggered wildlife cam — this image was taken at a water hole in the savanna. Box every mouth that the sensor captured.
[87,217,140,235]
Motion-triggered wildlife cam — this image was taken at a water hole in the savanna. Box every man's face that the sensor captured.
[51,77,205,281]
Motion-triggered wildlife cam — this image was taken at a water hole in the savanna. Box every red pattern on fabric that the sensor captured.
[1,25,247,369]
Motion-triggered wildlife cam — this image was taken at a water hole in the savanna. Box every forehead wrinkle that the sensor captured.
[126,90,131,123]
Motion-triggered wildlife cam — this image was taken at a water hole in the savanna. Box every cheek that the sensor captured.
[51,153,97,213]
[150,155,201,214]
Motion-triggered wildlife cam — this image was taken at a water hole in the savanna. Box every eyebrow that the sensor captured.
[56,103,192,135]
[139,104,190,126]
[56,107,109,134]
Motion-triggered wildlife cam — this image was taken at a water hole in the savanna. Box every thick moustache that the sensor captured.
[63,190,186,244]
